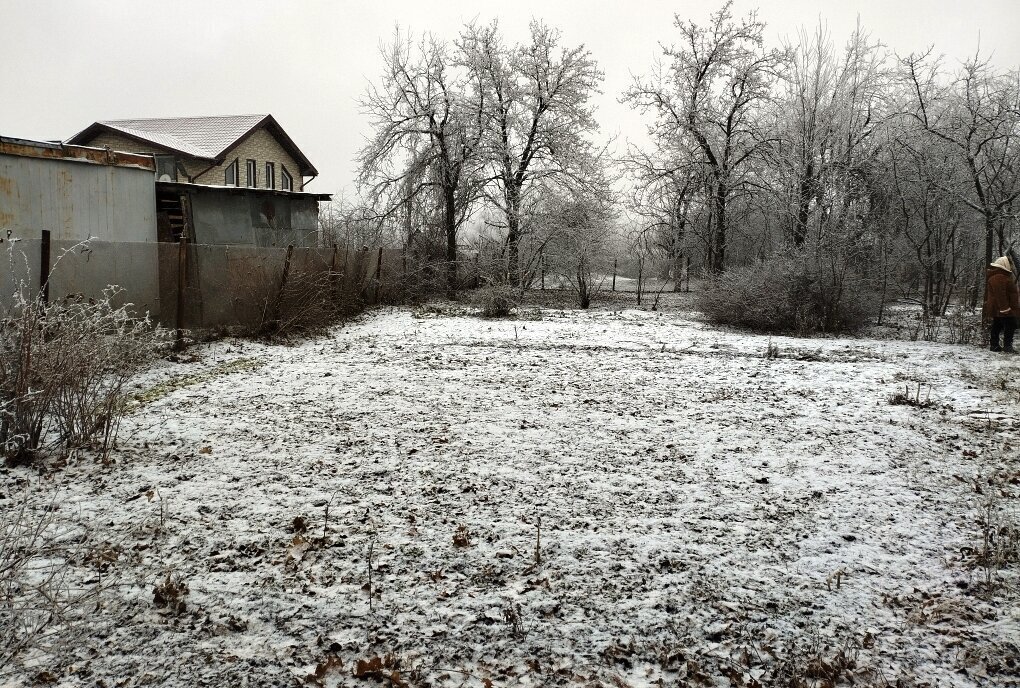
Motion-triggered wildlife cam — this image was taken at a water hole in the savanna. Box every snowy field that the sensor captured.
[3,298,1020,687]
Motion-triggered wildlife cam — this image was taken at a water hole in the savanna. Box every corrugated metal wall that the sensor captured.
[187,191,320,247]
[2,239,161,317]
[1,152,161,317]
[0,152,156,243]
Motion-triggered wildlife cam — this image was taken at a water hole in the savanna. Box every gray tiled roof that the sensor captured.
[92,115,269,159]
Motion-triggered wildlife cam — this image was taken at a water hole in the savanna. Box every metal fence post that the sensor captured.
[273,244,295,324]
[40,230,51,305]
[174,235,188,350]
[637,257,643,305]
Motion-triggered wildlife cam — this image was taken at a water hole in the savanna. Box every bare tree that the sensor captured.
[885,117,974,316]
[624,1,786,272]
[358,30,487,296]
[774,22,888,248]
[540,187,617,308]
[318,192,399,249]
[622,144,707,290]
[460,20,604,286]
[900,50,1020,268]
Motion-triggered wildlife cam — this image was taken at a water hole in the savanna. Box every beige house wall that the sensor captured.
[78,128,305,190]
[193,129,304,191]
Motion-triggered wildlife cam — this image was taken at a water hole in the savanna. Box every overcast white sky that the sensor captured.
[2,0,1018,197]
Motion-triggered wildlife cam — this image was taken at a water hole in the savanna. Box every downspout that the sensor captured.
[301,174,317,192]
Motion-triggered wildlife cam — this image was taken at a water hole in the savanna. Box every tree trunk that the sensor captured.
[505,187,522,286]
[711,181,728,273]
[793,162,813,246]
[671,198,687,292]
[444,187,458,298]
[984,211,995,269]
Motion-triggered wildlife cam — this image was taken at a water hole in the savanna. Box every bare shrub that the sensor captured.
[966,479,1020,592]
[698,253,879,335]
[46,290,164,457]
[477,284,519,318]
[0,303,52,464]
[1,289,165,465]
[946,306,980,345]
[0,491,104,675]
[502,601,529,640]
[270,269,366,337]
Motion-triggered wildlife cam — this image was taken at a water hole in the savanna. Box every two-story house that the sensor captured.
[67,114,317,191]
[67,114,329,246]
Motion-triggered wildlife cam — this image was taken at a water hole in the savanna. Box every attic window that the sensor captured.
[281,166,293,191]
[246,159,257,187]
[265,162,275,190]
[225,159,239,186]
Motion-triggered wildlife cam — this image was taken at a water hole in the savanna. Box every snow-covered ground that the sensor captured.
[3,299,1019,687]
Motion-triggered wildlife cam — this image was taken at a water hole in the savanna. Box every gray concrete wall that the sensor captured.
[1,239,160,318]
[157,244,402,330]
[0,239,42,312]
[0,152,156,243]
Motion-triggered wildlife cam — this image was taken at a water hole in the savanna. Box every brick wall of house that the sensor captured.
[194,129,304,191]
[80,128,305,191]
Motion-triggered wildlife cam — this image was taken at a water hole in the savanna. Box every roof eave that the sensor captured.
[65,123,216,161]
[156,179,331,201]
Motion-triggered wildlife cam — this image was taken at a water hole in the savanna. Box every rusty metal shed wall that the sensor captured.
[0,151,157,243]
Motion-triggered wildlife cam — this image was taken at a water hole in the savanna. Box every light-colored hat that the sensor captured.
[991,256,1013,272]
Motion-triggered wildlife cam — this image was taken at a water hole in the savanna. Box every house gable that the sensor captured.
[196,128,305,190]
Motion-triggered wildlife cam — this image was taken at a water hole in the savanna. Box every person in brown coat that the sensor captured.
[984,256,1020,353]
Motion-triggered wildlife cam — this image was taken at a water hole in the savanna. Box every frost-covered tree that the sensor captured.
[624,1,786,272]
[900,51,1020,268]
[775,22,888,248]
[460,20,604,286]
[539,187,617,308]
[622,139,710,290]
[358,30,487,295]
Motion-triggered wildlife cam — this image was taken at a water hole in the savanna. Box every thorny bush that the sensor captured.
[0,288,166,465]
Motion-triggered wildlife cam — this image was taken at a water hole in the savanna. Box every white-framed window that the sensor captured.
[246,159,257,187]
[265,162,275,189]
[281,166,293,191]
[224,158,239,186]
